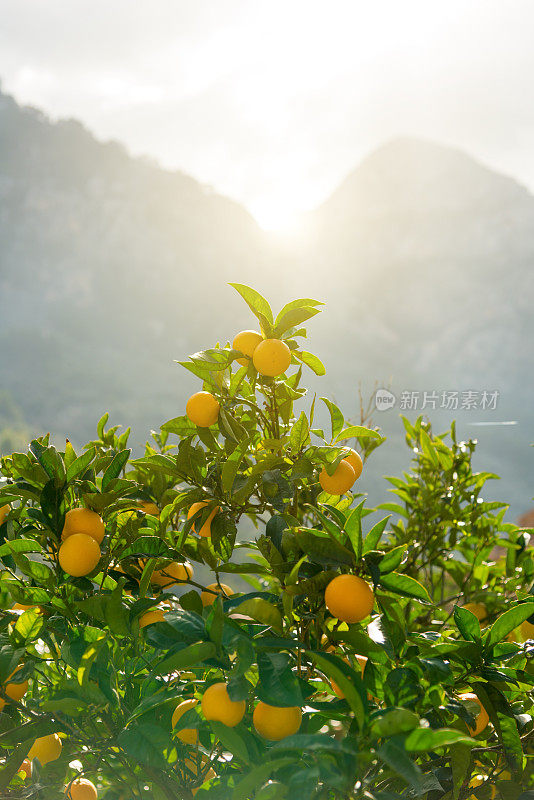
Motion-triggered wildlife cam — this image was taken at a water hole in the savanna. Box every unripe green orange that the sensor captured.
[252,339,291,377]
[201,682,246,727]
[253,702,302,740]
[325,574,374,623]
[62,508,105,544]
[59,534,101,577]
[186,391,220,427]
[319,460,356,495]
[233,330,263,366]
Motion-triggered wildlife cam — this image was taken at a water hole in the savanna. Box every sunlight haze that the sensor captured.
[2,0,534,228]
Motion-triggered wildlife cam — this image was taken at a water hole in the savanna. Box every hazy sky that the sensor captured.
[2,1,534,228]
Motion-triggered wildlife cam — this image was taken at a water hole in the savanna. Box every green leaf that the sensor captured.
[232,598,283,633]
[454,606,481,642]
[297,529,353,567]
[345,501,364,561]
[118,722,170,770]
[321,398,344,440]
[380,572,430,602]
[102,449,131,490]
[310,650,366,729]
[405,727,476,752]
[450,743,472,800]
[154,642,216,675]
[230,283,274,331]
[222,440,250,493]
[334,425,382,443]
[378,545,407,575]
[274,306,321,337]
[257,652,303,706]
[66,447,96,482]
[232,758,296,800]
[97,413,109,439]
[13,609,44,643]
[289,411,310,453]
[275,297,323,326]
[487,603,534,647]
[161,415,196,436]
[78,634,107,686]
[210,721,250,763]
[377,738,423,794]
[0,539,42,558]
[294,351,325,376]
[363,516,390,553]
[29,440,66,485]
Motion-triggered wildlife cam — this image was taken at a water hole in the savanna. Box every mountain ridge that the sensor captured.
[1,87,532,514]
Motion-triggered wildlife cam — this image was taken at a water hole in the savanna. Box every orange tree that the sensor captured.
[0,283,534,800]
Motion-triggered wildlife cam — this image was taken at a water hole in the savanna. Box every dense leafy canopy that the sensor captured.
[0,285,533,800]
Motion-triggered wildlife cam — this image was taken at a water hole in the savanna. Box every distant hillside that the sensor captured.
[0,87,284,442]
[0,90,532,513]
[298,138,534,513]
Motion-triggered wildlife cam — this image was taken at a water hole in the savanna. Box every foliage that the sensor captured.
[0,285,533,800]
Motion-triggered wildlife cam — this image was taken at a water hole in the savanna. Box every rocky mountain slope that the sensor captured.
[0,89,532,512]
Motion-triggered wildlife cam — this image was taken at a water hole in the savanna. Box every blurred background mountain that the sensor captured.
[0,87,532,514]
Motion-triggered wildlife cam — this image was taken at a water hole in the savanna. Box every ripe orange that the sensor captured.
[187,502,220,537]
[201,583,234,606]
[201,682,246,727]
[172,698,199,744]
[342,449,363,481]
[28,733,62,765]
[319,461,356,495]
[253,702,302,740]
[149,561,193,588]
[59,534,101,577]
[459,692,489,736]
[0,504,10,525]
[138,608,166,628]
[252,339,292,377]
[0,667,29,711]
[66,777,98,800]
[186,391,220,427]
[325,574,374,623]
[62,508,105,544]
[233,330,263,366]
[138,501,160,517]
